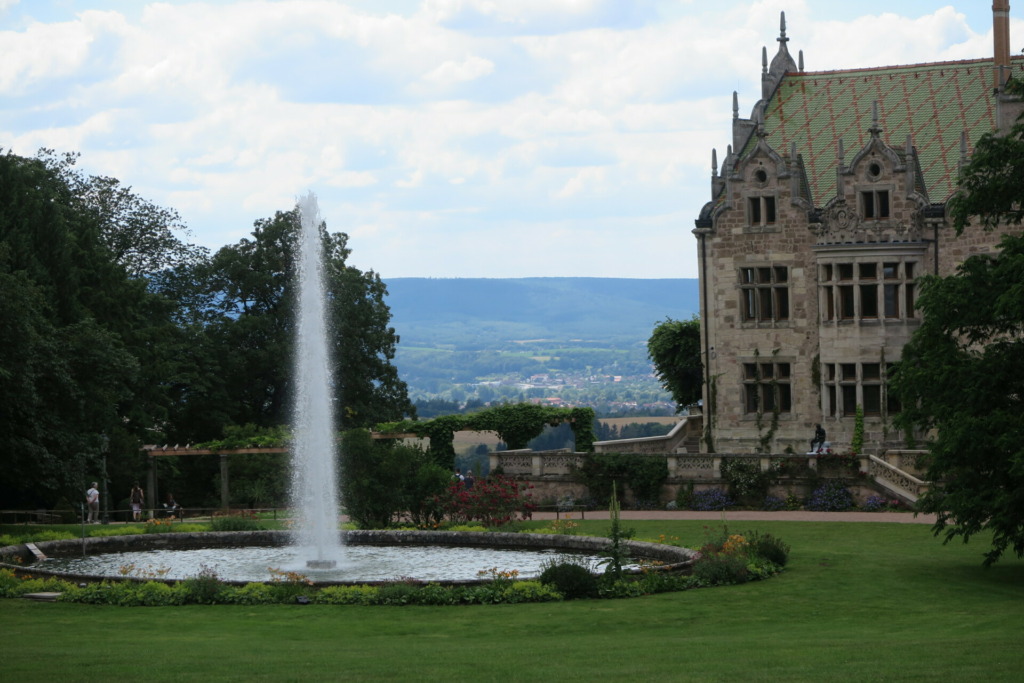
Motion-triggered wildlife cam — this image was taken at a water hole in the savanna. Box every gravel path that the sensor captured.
[530,510,937,524]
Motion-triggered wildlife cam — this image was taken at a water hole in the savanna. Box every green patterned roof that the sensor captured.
[754,57,1022,204]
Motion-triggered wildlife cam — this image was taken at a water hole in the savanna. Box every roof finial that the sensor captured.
[733,91,739,119]
[870,100,882,136]
[838,138,845,164]
[778,11,789,44]
[798,50,804,71]
[712,148,718,176]
[756,107,767,138]
[762,46,768,74]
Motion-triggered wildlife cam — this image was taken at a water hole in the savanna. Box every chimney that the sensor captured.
[994,0,1011,89]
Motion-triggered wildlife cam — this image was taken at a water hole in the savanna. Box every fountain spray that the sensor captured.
[290,192,342,569]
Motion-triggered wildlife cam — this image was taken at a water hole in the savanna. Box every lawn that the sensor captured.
[2,519,1023,681]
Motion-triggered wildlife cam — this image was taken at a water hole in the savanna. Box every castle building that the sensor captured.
[693,3,1023,455]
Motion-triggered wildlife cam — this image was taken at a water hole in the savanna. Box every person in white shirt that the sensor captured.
[86,482,99,523]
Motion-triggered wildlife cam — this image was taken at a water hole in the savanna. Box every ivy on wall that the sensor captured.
[573,453,668,507]
[376,404,597,467]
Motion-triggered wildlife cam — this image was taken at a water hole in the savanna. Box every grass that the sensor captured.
[2,519,1024,681]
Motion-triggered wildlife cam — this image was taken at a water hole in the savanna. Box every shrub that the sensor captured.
[412,582,459,606]
[805,480,855,511]
[376,581,419,605]
[692,551,749,586]
[210,516,263,532]
[674,483,694,510]
[539,562,599,600]
[762,495,785,511]
[316,584,379,605]
[0,570,74,598]
[88,526,143,537]
[500,580,562,603]
[29,530,74,542]
[689,488,734,511]
[746,530,791,566]
[132,581,185,606]
[434,475,536,528]
[180,565,223,604]
[220,582,279,605]
[574,453,668,507]
[720,458,775,505]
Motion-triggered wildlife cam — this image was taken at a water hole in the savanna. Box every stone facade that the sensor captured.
[693,10,1023,455]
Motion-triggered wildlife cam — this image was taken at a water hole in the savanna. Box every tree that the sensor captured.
[892,103,1024,566]
[194,207,414,432]
[647,316,702,411]
[0,150,167,506]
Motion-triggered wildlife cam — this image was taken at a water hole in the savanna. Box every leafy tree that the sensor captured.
[188,207,413,433]
[340,429,448,528]
[647,316,702,410]
[0,150,169,506]
[892,103,1024,566]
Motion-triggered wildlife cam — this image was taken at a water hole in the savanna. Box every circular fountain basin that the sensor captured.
[2,530,697,585]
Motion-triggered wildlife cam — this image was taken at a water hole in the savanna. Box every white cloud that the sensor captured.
[421,54,494,85]
[0,0,1013,277]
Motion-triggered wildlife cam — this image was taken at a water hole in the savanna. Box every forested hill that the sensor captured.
[383,277,699,345]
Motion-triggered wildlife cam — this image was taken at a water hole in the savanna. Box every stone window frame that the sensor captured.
[820,258,917,324]
[739,264,790,324]
[823,361,896,418]
[746,193,778,228]
[741,360,793,416]
[858,185,893,221]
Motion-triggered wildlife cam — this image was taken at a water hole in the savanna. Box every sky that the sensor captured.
[1,1,1018,279]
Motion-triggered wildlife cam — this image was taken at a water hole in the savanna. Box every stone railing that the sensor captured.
[867,455,929,503]
[492,450,873,482]
[877,450,931,478]
[490,449,586,477]
[592,414,702,455]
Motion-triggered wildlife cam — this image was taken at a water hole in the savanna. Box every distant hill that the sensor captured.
[383,277,699,346]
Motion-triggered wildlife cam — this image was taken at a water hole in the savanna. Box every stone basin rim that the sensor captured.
[1,529,697,586]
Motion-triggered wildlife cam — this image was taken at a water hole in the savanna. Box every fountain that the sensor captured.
[290,192,342,569]
[0,193,701,587]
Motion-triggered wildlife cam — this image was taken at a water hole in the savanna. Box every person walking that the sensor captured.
[129,481,145,521]
[85,482,99,523]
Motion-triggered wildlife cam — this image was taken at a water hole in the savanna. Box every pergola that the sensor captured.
[141,445,288,514]
[140,432,416,515]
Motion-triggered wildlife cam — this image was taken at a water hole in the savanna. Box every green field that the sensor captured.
[3,519,1023,682]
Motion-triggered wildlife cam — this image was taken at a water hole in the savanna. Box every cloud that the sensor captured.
[0,0,1012,278]
[421,54,495,85]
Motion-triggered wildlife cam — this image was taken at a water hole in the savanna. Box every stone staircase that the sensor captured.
[868,450,931,505]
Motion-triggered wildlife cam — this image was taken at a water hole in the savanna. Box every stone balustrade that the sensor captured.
[491,450,871,481]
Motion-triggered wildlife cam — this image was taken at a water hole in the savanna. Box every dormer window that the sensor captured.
[861,189,890,219]
[748,195,777,226]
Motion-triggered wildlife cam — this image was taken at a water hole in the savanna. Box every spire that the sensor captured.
[764,11,798,98]
[869,100,882,137]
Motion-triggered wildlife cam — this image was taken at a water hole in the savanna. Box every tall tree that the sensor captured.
[647,316,703,411]
[194,207,414,432]
[0,150,156,506]
[893,98,1024,566]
